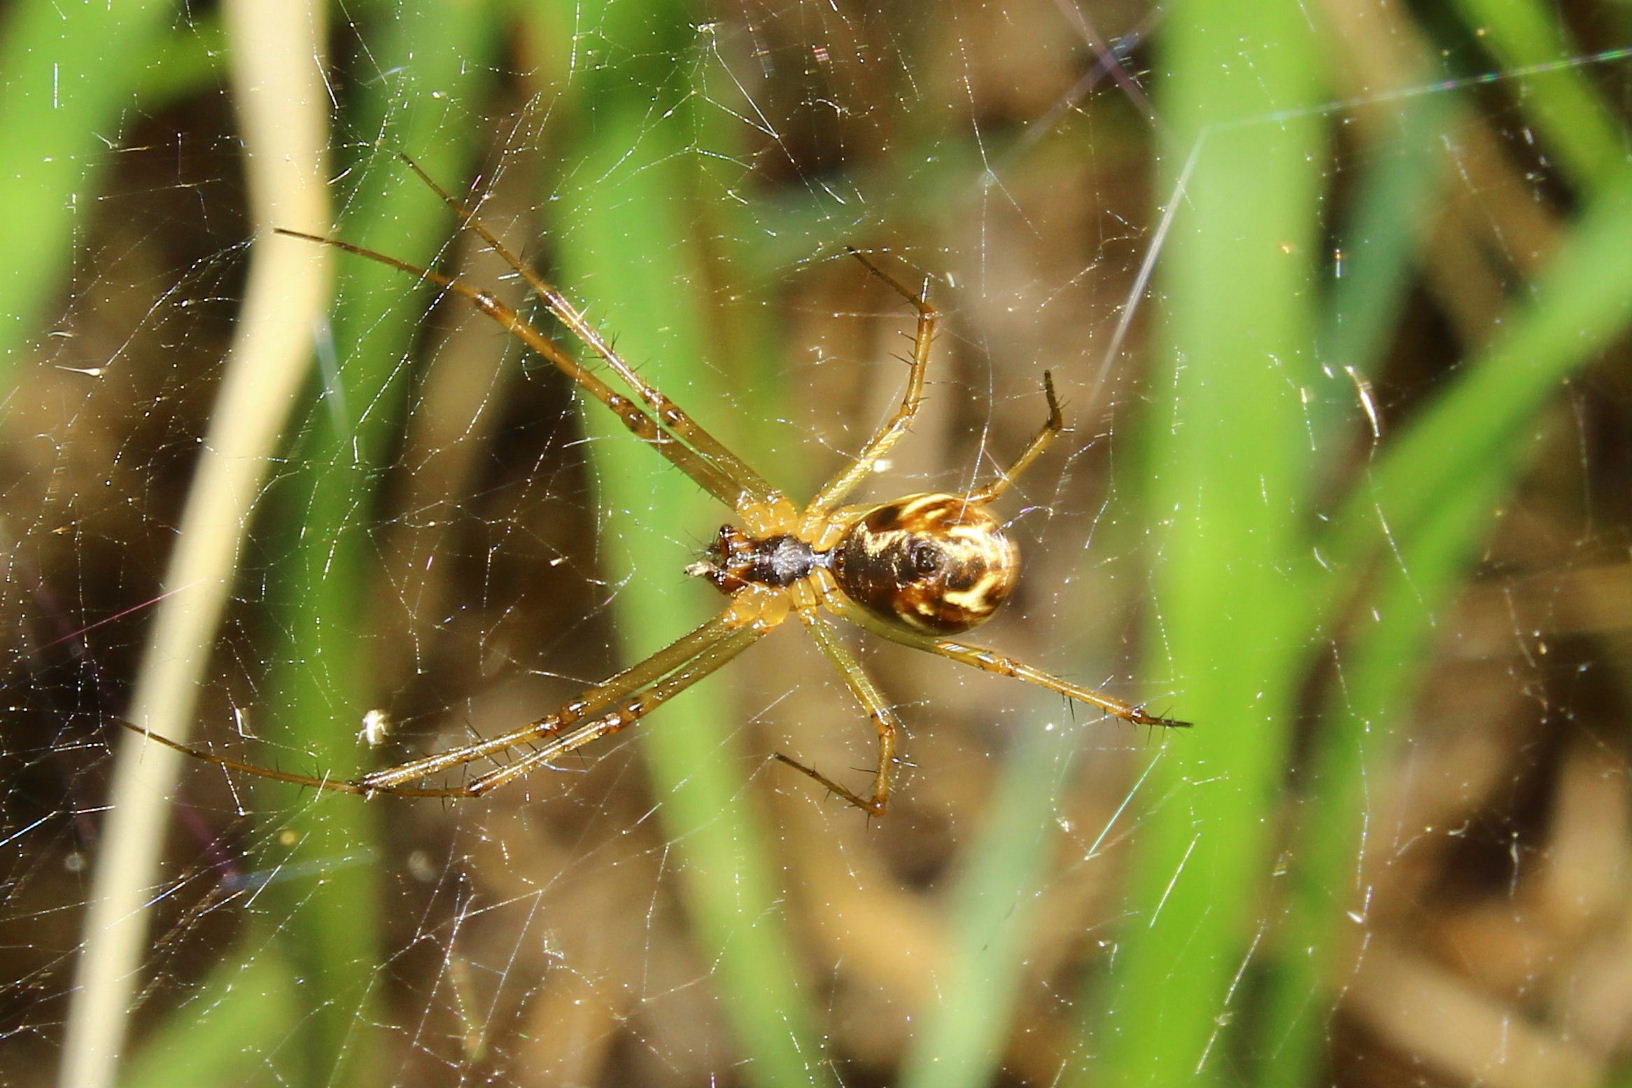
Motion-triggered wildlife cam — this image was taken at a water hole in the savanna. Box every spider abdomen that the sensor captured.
[832,493,1019,634]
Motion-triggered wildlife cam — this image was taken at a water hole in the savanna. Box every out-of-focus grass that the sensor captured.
[898,706,1085,1088]
[118,956,298,1088]
[23,0,1631,1085]
[517,5,840,1085]
[1087,4,1632,1087]
[1083,7,1328,1085]
[114,4,504,1086]
[243,5,503,1083]
[1265,165,1632,1084]
[1450,0,1628,191]
[0,0,175,387]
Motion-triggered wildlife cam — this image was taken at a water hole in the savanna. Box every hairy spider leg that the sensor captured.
[393,155,793,530]
[274,226,749,509]
[774,600,904,816]
[124,606,772,798]
[413,623,767,798]
[801,248,937,529]
[823,591,1189,729]
[122,722,420,797]
[965,371,1065,505]
[359,609,746,792]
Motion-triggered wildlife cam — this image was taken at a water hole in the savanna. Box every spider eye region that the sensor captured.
[833,493,1019,634]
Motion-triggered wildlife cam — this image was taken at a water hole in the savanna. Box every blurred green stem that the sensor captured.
[525,3,838,1085]
[245,5,500,1085]
[1084,3,1329,1085]
[0,0,173,387]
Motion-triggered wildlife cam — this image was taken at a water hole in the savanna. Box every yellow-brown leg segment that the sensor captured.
[272,226,752,508]
[966,371,1065,506]
[392,155,784,510]
[804,249,938,524]
[360,610,747,792]
[824,590,1189,729]
[123,610,766,799]
[919,641,1188,727]
[449,624,765,797]
[774,605,902,816]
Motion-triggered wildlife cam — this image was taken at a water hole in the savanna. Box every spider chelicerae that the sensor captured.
[129,155,1188,816]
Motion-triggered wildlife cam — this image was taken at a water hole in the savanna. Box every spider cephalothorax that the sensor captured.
[687,527,826,594]
[128,156,1187,817]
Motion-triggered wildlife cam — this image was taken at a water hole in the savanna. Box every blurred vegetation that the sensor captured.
[3,0,1630,1086]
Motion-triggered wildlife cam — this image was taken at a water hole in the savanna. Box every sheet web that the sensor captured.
[3,2,1631,1087]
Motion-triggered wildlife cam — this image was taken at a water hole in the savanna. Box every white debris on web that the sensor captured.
[357,708,394,747]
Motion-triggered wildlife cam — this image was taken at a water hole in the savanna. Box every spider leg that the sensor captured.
[123,609,768,798]
[776,605,902,816]
[391,155,787,517]
[965,371,1065,505]
[118,721,375,795]
[804,249,938,525]
[452,623,765,797]
[274,226,750,510]
[359,609,746,792]
[824,592,1190,729]
[914,639,1188,727]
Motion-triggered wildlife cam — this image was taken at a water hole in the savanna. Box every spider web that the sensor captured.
[4,1,1632,1086]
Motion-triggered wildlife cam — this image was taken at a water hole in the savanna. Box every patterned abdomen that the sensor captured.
[832,493,1019,634]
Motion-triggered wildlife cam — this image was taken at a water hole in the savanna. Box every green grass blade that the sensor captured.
[1080,3,1329,1085]
[228,6,502,1086]
[1318,91,1455,386]
[522,4,838,1085]
[898,713,1078,1088]
[1322,171,1632,580]
[133,15,227,112]
[1259,470,1506,1084]
[1259,163,1632,1085]
[117,953,299,1088]
[0,0,174,389]
[1449,0,1627,193]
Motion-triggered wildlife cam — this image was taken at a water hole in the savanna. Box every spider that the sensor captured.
[128,155,1188,816]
